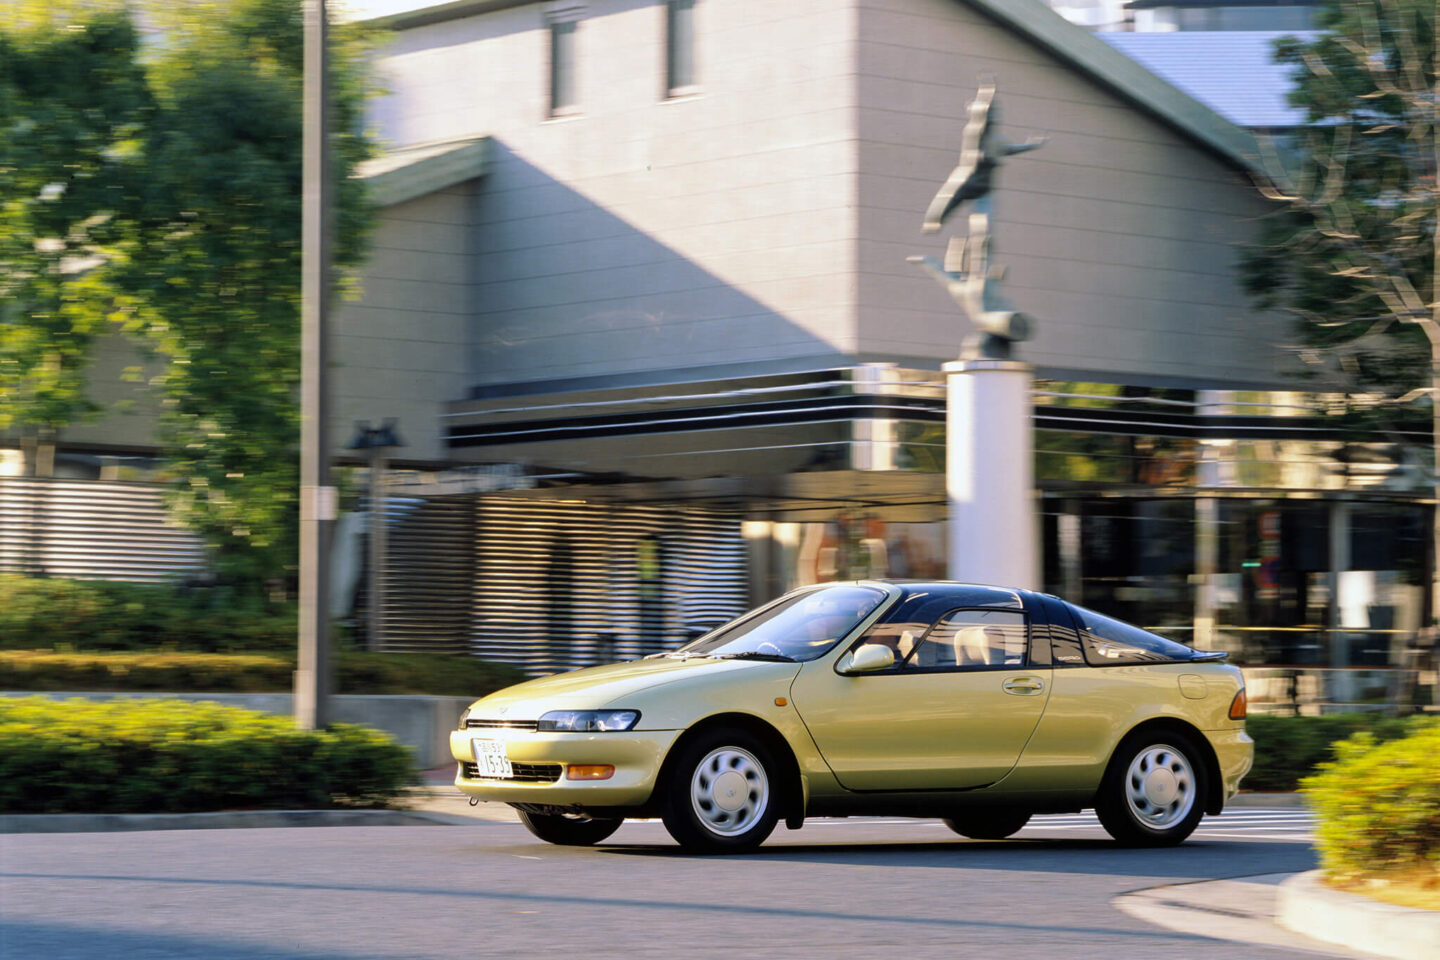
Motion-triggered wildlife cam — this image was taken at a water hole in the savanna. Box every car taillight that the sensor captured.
[1228,688,1247,720]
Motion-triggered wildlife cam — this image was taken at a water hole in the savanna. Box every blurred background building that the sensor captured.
[2,0,1431,706]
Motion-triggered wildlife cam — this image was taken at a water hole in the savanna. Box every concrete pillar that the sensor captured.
[944,358,1036,589]
[1195,497,1219,651]
[1328,499,1352,670]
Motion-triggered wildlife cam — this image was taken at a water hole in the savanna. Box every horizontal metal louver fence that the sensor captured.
[466,498,748,675]
[364,494,475,655]
[0,477,205,582]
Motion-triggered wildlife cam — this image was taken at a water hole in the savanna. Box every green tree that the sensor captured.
[1245,0,1440,608]
[118,0,377,588]
[0,7,151,473]
[1,0,377,588]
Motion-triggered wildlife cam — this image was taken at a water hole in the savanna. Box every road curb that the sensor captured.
[1277,870,1440,960]
[1228,792,1307,808]
[0,808,450,834]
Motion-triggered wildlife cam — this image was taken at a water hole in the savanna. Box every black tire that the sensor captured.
[1095,730,1208,847]
[660,727,781,853]
[942,808,1032,840]
[516,809,623,846]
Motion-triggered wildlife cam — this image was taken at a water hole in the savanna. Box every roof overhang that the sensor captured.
[966,0,1259,170]
[362,0,1261,172]
[356,136,490,207]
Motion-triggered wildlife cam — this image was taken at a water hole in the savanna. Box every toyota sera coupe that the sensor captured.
[451,581,1252,852]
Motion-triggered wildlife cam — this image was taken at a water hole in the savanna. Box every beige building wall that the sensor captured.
[333,184,480,464]
[853,0,1281,387]
[369,0,862,390]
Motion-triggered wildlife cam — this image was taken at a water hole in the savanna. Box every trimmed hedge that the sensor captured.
[1243,713,1425,792]
[0,576,295,652]
[0,649,525,697]
[1304,722,1440,880]
[0,696,418,813]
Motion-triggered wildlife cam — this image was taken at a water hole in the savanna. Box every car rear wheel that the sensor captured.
[1096,731,1206,846]
[660,728,780,853]
[516,810,623,846]
[942,808,1032,840]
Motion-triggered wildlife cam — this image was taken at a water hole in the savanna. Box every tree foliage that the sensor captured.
[0,0,377,588]
[1245,0,1440,401]
[0,8,151,436]
[119,0,378,586]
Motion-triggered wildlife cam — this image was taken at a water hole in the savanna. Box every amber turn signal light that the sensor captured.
[1228,688,1247,720]
[566,764,615,781]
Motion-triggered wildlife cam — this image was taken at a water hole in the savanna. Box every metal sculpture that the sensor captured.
[909,80,1045,359]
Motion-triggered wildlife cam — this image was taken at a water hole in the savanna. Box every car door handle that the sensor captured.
[1002,676,1045,696]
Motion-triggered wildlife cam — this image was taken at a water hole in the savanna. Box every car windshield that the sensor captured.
[673,585,888,662]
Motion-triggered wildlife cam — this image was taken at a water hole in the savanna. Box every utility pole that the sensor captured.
[296,0,334,730]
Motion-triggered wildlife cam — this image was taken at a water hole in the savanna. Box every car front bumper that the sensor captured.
[449,727,682,808]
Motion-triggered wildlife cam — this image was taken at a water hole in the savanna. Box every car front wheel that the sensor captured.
[942,808,1032,840]
[660,728,781,853]
[1095,732,1207,846]
[516,810,623,846]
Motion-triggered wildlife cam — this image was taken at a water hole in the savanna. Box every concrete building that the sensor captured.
[4,0,1431,704]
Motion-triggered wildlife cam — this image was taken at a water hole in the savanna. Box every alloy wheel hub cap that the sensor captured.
[711,771,748,812]
[1124,743,1195,828]
[1143,767,1179,806]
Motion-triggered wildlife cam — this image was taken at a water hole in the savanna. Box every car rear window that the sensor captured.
[1068,604,1199,665]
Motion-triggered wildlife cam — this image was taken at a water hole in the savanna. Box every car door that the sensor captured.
[790,601,1053,791]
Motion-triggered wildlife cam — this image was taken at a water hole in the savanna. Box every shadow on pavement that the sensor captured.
[0,920,401,960]
[0,870,1222,944]
[590,836,1319,879]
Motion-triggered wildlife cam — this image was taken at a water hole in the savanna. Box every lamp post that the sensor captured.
[297,0,334,730]
[349,419,403,653]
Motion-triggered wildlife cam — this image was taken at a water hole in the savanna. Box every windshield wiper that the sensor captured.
[713,651,798,662]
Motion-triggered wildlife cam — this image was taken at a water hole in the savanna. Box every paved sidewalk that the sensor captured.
[1115,874,1371,958]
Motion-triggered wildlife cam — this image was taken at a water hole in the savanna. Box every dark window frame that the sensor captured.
[664,0,698,98]
[548,16,580,118]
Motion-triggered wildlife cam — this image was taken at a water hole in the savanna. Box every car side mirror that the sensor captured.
[839,643,895,675]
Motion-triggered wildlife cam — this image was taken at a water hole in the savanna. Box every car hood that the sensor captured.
[467,656,801,717]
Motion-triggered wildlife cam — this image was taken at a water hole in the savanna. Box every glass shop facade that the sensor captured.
[392,365,1433,703]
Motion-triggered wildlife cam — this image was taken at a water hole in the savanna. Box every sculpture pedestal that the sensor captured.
[944,359,1037,589]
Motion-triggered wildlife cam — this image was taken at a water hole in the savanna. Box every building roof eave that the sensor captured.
[356,136,490,206]
[358,0,1260,173]
[963,0,1260,170]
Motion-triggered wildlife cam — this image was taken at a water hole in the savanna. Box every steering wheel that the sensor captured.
[756,641,785,656]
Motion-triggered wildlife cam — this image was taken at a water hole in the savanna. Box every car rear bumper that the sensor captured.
[1209,727,1254,799]
[449,727,681,808]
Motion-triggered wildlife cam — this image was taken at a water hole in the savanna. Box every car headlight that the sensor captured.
[457,706,472,729]
[537,709,640,732]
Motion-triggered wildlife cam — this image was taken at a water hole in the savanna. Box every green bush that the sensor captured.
[0,649,525,697]
[0,576,296,652]
[1303,722,1440,880]
[1244,713,1423,791]
[0,696,418,813]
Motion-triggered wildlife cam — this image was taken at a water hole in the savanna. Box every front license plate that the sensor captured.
[472,738,513,779]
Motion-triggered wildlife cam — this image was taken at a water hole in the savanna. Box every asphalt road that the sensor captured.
[1,810,1334,960]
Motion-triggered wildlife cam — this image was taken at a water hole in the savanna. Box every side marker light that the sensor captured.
[774,697,788,707]
[1229,688,1247,720]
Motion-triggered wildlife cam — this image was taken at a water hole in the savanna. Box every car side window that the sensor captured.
[904,609,1028,671]
[1069,604,1196,665]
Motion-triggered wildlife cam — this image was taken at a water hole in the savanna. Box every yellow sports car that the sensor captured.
[452,581,1252,852]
